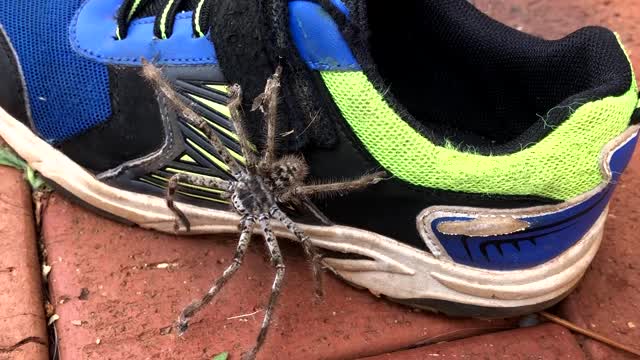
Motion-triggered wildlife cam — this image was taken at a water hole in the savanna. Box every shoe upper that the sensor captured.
[0,0,638,270]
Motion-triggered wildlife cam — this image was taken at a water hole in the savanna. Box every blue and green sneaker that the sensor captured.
[0,0,638,317]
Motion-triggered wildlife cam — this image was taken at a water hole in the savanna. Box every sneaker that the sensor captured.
[1,0,638,318]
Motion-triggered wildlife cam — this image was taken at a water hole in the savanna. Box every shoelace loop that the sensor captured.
[114,0,352,42]
[115,0,211,40]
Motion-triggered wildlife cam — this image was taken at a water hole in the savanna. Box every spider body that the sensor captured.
[143,61,385,360]
[231,172,275,216]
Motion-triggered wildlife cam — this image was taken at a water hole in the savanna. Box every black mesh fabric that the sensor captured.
[355,0,632,153]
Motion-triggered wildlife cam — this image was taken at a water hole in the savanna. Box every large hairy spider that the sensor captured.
[142,61,385,359]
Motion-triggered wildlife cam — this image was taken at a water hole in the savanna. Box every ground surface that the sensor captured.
[1,0,640,359]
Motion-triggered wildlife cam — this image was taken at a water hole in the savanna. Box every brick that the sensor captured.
[42,195,513,360]
[0,342,49,360]
[364,323,586,360]
[0,167,48,359]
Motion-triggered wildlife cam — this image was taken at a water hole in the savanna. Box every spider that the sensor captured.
[142,61,386,360]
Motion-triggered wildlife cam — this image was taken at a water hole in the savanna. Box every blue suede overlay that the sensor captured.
[289,1,360,71]
[71,0,218,66]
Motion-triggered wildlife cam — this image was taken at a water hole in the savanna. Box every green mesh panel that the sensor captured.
[321,71,638,200]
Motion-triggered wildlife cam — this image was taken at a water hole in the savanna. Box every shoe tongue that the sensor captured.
[134,0,200,20]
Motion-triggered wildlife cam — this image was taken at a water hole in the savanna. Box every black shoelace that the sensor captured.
[114,0,354,42]
[115,0,212,40]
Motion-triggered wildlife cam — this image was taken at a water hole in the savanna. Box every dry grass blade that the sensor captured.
[539,311,640,357]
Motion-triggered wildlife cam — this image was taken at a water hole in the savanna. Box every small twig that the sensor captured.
[226,309,263,320]
[539,311,640,357]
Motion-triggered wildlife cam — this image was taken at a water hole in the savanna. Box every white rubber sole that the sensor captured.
[0,105,608,317]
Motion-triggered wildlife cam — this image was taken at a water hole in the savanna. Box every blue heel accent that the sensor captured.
[429,130,638,270]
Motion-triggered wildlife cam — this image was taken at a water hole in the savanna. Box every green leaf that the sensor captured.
[212,352,229,360]
[0,146,45,190]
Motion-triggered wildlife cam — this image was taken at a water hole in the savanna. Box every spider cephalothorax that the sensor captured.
[143,60,385,360]
[264,155,309,194]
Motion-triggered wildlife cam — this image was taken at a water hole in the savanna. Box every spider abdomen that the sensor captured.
[231,174,276,215]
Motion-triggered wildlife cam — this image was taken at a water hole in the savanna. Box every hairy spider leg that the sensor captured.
[270,206,324,298]
[228,84,259,170]
[242,215,286,360]
[256,66,283,169]
[176,216,256,334]
[166,173,234,231]
[142,60,244,177]
[294,171,388,198]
